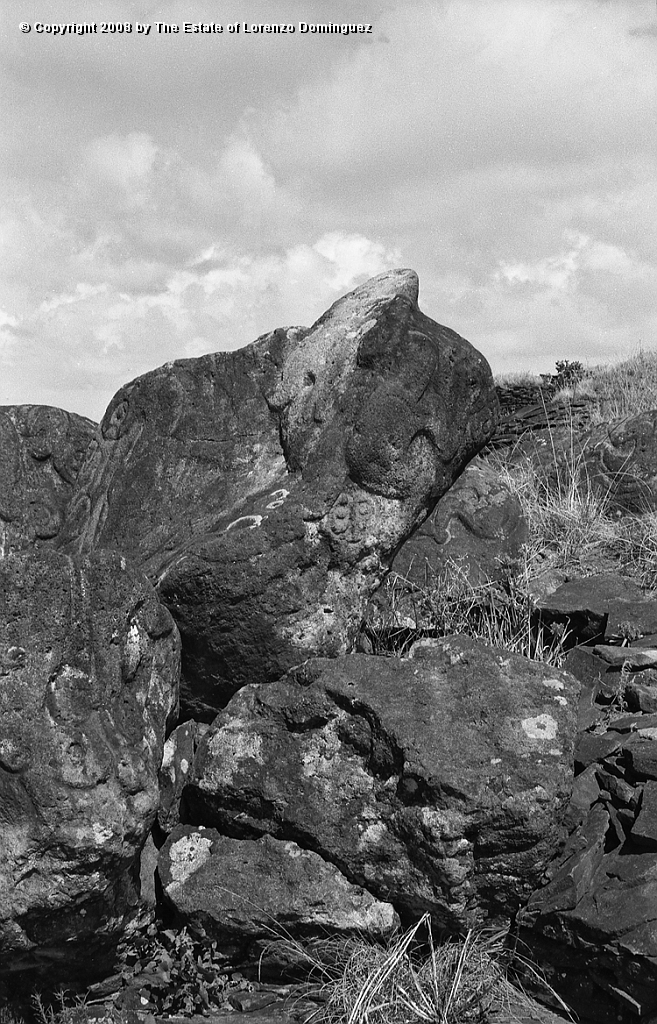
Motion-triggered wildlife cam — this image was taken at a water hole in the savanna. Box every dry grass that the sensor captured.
[301,915,572,1024]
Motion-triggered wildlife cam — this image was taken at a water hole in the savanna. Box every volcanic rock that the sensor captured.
[58,270,498,715]
[158,826,399,976]
[0,549,180,985]
[182,637,578,931]
[366,458,527,632]
[0,405,97,555]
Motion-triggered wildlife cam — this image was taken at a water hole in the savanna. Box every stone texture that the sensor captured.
[387,458,526,587]
[366,458,527,630]
[518,691,657,1022]
[0,549,180,984]
[183,637,578,931]
[158,826,399,976]
[536,573,648,646]
[577,410,657,514]
[0,405,97,555]
[58,270,498,715]
[158,720,209,834]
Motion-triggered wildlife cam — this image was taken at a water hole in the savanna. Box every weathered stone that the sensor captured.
[577,410,657,514]
[626,679,657,714]
[537,574,646,645]
[563,765,601,832]
[58,270,498,715]
[158,720,209,834]
[0,405,97,555]
[606,595,657,643]
[158,826,399,975]
[366,458,527,629]
[593,645,657,669]
[574,731,622,769]
[623,736,657,780]
[390,458,526,588]
[184,637,578,931]
[519,820,657,1022]
[0,549,180,984]
[631,781,657,849]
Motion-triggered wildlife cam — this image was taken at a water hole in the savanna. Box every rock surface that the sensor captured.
[518,652,657,1023]
[537,572,656,647]
[158,720,209,834]
[366,458,527,632]
[0,549,180,984]
[59,270,498,715]
[158,826,399,976]
[0,405,97,555]
[182,637,578,932]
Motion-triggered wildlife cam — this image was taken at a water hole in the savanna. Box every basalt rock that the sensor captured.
[366,458,527,632]
[518,699,657,1023]
[182,637,579,932]
[58,270,498,716]
[0,549,180,986]
[158,826,399,977]
[536,573,656,648]
[0,405,97,555]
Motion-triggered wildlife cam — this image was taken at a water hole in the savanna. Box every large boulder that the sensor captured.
[0,549,180,985]
[158,825,399,976]
[58,270,499,716]
[182,637,579,931]
[0,405,97,555]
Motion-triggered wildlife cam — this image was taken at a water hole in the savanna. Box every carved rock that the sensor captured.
[0,405,97,555]
[158,826,399,976]
[183,637,578,931]
[58,270,498,715]
[0,549,180,985]
[366,459,527,631]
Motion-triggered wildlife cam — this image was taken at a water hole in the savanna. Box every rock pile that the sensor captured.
[1,270,507,990]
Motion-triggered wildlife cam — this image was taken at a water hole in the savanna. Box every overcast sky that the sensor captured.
[2,0,656,422]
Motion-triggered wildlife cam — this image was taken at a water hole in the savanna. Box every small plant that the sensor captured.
[116,923,251,1018]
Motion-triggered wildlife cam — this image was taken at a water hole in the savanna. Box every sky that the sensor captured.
[1,0,656,423]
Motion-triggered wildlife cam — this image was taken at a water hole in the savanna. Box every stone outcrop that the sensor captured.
[58,270,499,716]
[158,826,399,976]
[0,405,97,555]
[180,637,579,933]
[0,549,180,984]
[366,458,527,633]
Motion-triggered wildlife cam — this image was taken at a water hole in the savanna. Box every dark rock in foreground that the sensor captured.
[182,637,578,932]
[0,549,180,985]
[158,826,398,977]
[0,405,97,555]
[58,270,499,715]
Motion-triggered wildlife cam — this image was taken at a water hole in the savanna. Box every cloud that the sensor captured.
[0,231,400,417]
[2,0,656,417]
